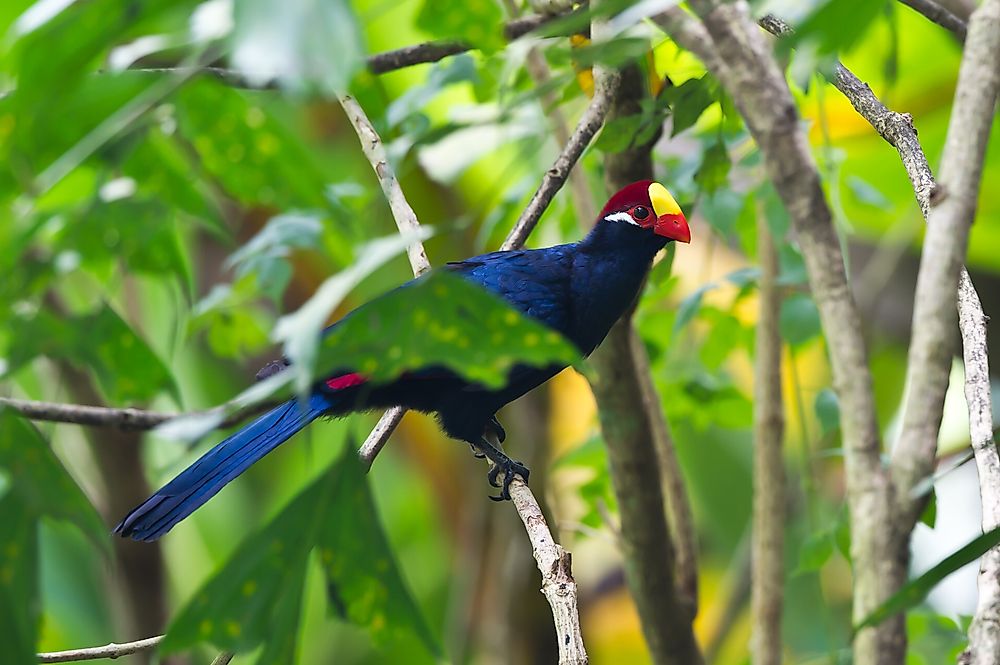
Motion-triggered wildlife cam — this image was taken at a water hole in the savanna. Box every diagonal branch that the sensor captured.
[897,0,967,41]
[888,0,1000,522]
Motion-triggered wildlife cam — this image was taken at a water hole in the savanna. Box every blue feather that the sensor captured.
[114,392,333,541]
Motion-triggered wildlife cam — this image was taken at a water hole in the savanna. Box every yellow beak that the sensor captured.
[648,182,691,243]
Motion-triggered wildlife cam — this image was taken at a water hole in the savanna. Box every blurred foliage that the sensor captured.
[0,0,997,663]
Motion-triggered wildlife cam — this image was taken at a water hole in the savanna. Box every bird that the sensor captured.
[115,180,690,541]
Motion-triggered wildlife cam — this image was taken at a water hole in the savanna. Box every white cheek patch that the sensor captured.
[604,211,639,226]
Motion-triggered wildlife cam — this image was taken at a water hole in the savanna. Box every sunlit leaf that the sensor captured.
[667,76,715,136]
[314,270,580,390]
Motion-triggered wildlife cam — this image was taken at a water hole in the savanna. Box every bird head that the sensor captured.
[598,180,691,244]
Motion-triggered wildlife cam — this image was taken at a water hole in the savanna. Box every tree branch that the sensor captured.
[751,219,785,665]
[889,0,1000,523]
[960,269,1000,665]
[37,635,163,663]
[0,395,277,431]
[897,0,967,41]
[655,5,901,663]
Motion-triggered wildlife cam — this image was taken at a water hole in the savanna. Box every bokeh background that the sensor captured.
[1,0,998,663]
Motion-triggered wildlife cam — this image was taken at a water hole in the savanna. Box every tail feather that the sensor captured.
[115,393,331,541]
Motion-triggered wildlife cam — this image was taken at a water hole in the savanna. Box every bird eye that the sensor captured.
[632,206,650,220]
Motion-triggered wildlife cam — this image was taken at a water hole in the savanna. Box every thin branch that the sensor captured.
[656,5,900,663]
[897,0,967,41]
[338,94,431,276]
[0,395,277,431]
[960,269,1000,665]
[37,635,163,663]
[751,219,785,665]
[889,0,1000,522]
[210,652,235,665]
[130,10,579,88]
[490,433,588,665]
[499,66,620,251]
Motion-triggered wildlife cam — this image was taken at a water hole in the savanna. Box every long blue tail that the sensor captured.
[115,393,332,541]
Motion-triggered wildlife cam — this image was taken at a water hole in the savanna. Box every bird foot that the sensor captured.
[472,435,529,501]
[468,443,486,459]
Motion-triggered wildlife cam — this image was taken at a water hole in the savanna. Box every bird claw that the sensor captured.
[486,457,529,501]
[468,443,486,459]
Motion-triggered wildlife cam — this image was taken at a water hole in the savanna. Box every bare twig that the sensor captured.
[490,432,588,665]
[960,269,1000,665]
[655,5,899,663]
[0,395,277,431]
[358,405,406,469]
[210,652,235,665]
[37,635,163,663]
[898,0,967,41]
[890,0,1000,522]
[338,94,431,276]
[751,219,785,665]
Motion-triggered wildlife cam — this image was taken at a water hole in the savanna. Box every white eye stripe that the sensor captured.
[604,211,640,226]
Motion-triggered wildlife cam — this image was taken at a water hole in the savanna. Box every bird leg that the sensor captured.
[473,433,529,501]
[468,415,506,459]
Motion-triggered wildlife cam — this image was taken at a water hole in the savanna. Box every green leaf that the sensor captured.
[846,175,892,210]
[667,76,716,136]
[694,140,732,195]
[227,212,324,300]
[231,0,365,94]
[0,410,106,544]
[815,389,840,435]
[189,277,274,359]
[416,0,504,51]
[855,525,1000,633]
[779,293,822,347]
[162,443,437,660]
[673,284,715,333]
[314,270,581,390]
[8,303,178,404]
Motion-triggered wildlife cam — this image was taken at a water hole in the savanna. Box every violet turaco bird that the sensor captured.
[116,180,691,541]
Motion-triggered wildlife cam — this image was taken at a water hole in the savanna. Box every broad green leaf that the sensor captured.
[855,525,1000,632]
[231,0,365,94]
[0,410,105,544]
[174,80,332,210]
[318,451,438,652]
[162,443,437,661]
[314,270,580,390]
[189,277,274,359]
[416,0,504,52]
[8,303,178,404]
[779,293,822,347]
